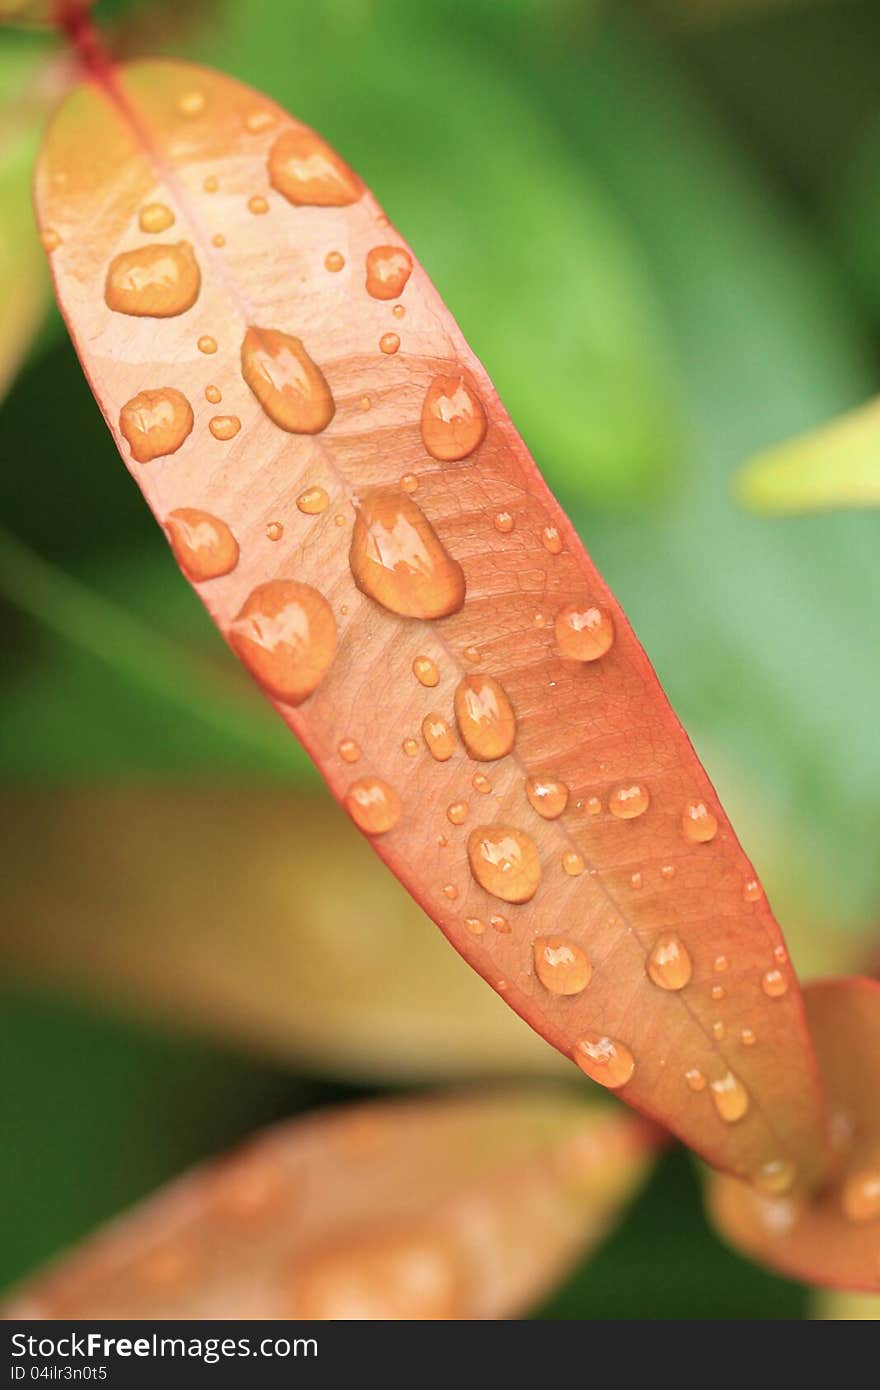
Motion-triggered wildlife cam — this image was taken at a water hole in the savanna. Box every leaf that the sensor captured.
[0,785,564,1082]
[1,1089,657,1319]
[707,979,880,1292]
[35,57,829,1189]
[735,398,880,513]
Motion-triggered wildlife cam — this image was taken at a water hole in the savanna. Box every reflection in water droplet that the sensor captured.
[297,486,329,515]
[542,525,562,555]
[345,777,401,835]
[248,195,270,215]
[266,521,283,542]
[683,799,718,843]
[454,675,516,761]
[412,655,439,687]
[754,1159,797,1196]
[609,784,650,820]
[339,738,361,763]
[268,128,363,207]
[421,376,487,462]
[646,932,692,991]
[205,385,221,403]
[105,241,200,317]
[198,335,217,354]
[526,776,569,820]
[165,508,238,582]
[494,511,514,534]
[762,969,788,998]
[209,415,241,440]
[710,1071,749,1122]
[554,603,615,662]
[139,203,175,234]
[242,326,334,434]
[119,387,193,463]
[350,491,465,619]
[421,713,455,762]
[324,251,345,272]
[472,772,491,795]
[534,937,591,995]
[366,245,412,300]
[573,1034,635,1090]
[562,850,584,877]
[446,801,468,825]
[379,332,400,355]
[229,580,336,705]
[841,1167,880,1223]
[685,1068,707,1092]
[467,825,540,903]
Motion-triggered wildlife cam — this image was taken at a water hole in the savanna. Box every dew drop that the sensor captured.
[297,486,330,515]
[203,175,218,193]
[241,326,334,434]
[744,878,762,902]
[631,871,643,889]
[572,1034,635,1090]
[762,969,788,999]
[464,646,481,664]
[421,376,487,462]
[358,395,372,412]
[119,387,193,463]
[443,884,458,901]
[266,521,283,542]
[139,202,175,234]
[268,128,363,207]
[165,508,239,582]
[400,473,418,494]
[562,850,585,877]
[350,490,465,619]
[714,955,729,973]
[534,937,592,995]
[464,917,486,936]
[422,714,455,762]
[683,799,718,843]
[365,245,412,300]
[412,655,439,687]
[246,108,275,134]
[105,241,200,317]
[774,945,788,964]
[489,914,510,934]
[467,825,540,903]
[393,304,406,319]
[472,772,492,795]
[379,332,400,355]
[446,801,468,825]
[324,250,345,272]
[198,334,217,354]
[209,415,241,440]
[841,1167,880,1223]
[712,1021,725,1041]
[711,985,726,1001]
[661,863,676,879]
[585,796,602,817]
[229,580,336,705]
[741,1028,757,1047]
[541,525,563,555]
[646,932,692,991]
[454,674,516,761]
[339,738,361,763]
[345,777,401,836]
[248,195,270,215]
[754,1159,797,1196]
[402,737,419,757]
[554,603,614,662]
[205,384,221,404]
[41,227,60,251]
[525,775,569,820]
[212,233,226,248]
[609,784,650,820]
[178,89,205,117]
[710,1071,750,1123]
[685,1068,707,1092]
[493,511,515,534]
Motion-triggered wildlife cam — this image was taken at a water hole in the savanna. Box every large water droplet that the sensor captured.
[646,932,692,991]
[420,376,487,462]
[525,775,569,820]
[345,777,401,836]
[350,491,465,619]
[422,713,455,762]
[139,202,175,234]
[119,387,193,463]
[105,241,200,317]
[467,824,540,903]
[572,1034,635,1090]
[609,784,650,820]
[683,798,718,843]
[365,245,412,300]
[209,415,241,440]
[454,675,516,761]
[297,486,329,515]
[555,603,614,663]
[534,937,591,995]
[710,1071,750,1123]
[229,580,336,705]
[841,1167,880,1223]
[241,327,335,434]
[268,128,363,207]
[165,508,238,582]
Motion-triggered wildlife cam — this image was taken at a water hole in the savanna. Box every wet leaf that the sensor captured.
[36,58,829,1188]
[736,399,880,513]
[708,979,880,1292]
[1,1089,658,1319]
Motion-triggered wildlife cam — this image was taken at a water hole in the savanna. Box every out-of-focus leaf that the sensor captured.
[736,398,880,512]
[1,1089,658,1319]
[814,1290,880,1320]
[708,979,880,1292]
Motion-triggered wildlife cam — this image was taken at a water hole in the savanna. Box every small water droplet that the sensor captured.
[711,985,725,1001]
[489,914,510,934]
[203,176,218,193]
[178,89,205,117]
[741,1028,757,1047]
[472,772,492,795]
[339,738,361,763]
[105,241,200,317]
[334,514,346,526]
[198,334,217,354]
[119,387,193,462]
[555,603,614,662]
[572,1034,635,1090]
[534,937,592,995]
[443,883,458,900]
[393,304,406,319]
[212,233,226,248]
[437,834,448,847]
[229,580,336,705]
[609,784,650,820]
[41,227,61,251]
[683,799,718,843]
[446,801,468,825]
[345,777,401,835]
[266,521,284,542]
[493,511,515,534]
[454,674,516,761]
[209,415,241,440]
[841,1167,880,1223]
[421,376,487,462]
[139,203,175,234]
[268,128,363,206]
[297,486,330,515]
[762,969,788,998]
[165,508,239,582]
[324,250,345,272]
[412,655,439,687]
[754,1159,797,1196]
[525,775,569,820]
[562,850,585,877]
[541,525,562,555]
[422,713,455,762]
[350,491,465,619]
[246,108,275,134]
[646,932,692,991]
[467,825,540,903]
[358,395,372,411]
[712,1021,725,1041]
[631,871,643,889]
[661,864,676,879]
[205,385,222,405]
[241,326,334,434]
[714,955,729,972]
[585,796,602,817]
[366,245,412,300]
[402,737,419,757]
[464,646,481,664]
[710,1071,749,1123]
[744,878,761,902]
[774,945,788,964]
[685,1068,707,1092]
[248,195,269,215]
[379,332,400,355]
[400,473,418,494]
[464,916,486,936]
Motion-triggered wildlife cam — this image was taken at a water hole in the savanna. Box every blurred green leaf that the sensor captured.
[736,397,880,512]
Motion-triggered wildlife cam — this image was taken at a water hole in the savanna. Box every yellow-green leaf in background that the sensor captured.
[735,397,880,513]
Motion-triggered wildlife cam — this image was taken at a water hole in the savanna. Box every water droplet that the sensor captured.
[205,385,222,405]
[422,713,455,762]
[646,932,692,991]
[248,195,269,215]
[402,737,419,757]
[464,646,481,664]
[741,1028,757,1047]
[526,775,569,820]
[762,969,788,998]
[212,233,226,248]
[437,834,448,847]
[118,387,193,462]
[421,376,487,462]
[710,1071,749,1123]
[464,916,486,936]
[541,525,562,555]
[400,473,418,494]
[774,945,787,964]
[339,738,361,763]
[41,227,60,251]
[631,871,643,889]
[711,985,726,1001]
[350,490,465,619]
[268,128,363,207]
[685,1068,707,1092]
[714,955,729,972]
[105,241,200,317]
[393,304,406,319]
[490,914,510,934]
[139,202,175,234]
[366,245,412,300]
[754,1159,797,1196]
[165,508,239,582]
[534,937,592,995]
[683,799,718,843]
[609,784,650,820]
[412,655,439,687]
[229,580,336,705]
[324,250,345,272]
[209,414,241,440]
[562,850,585,877]
[246,108,275,134]
[265,521,283,542]
[744,878,761,902]
[841,1167,880,1223]
[345,777,401,835]
[494,511,515,534]
[358,395,372,411]
[467,825,540,903]
[585,796,602,817]
[472,772,491,795]
[178,89,205,117]
[379,332,400,355]
[443,883,458,900]
[198,334,217,354]
[297,486,330,515]
[554,603,615,662]
[454,674,516,761]
[334,514,346,527]
[447,801,468,825]
[712,1021,725,1041]
[572,1034,635,1090]
[203,175,218,193]
[241,326,334,434]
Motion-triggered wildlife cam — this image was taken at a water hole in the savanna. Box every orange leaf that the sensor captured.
[707,979,880,1292]
[1,1090,658,1319]
[35,58,829,1189]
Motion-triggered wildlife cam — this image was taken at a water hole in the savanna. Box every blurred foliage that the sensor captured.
[1,0,879,1319]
